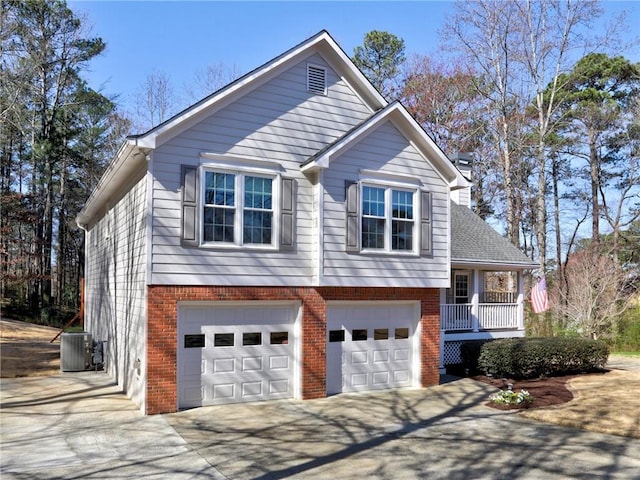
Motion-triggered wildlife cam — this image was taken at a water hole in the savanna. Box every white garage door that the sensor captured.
[326,303,419,395]
[178,302,299,408]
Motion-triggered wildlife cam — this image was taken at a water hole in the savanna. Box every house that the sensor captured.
[77,30,534,414]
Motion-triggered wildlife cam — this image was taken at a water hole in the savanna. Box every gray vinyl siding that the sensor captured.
[452,186,471,208]
[149,53,372,286]
[84,171,147,411]
[322,121,450,288]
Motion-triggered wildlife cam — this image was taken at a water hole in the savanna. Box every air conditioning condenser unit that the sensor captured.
[60,332,92,371]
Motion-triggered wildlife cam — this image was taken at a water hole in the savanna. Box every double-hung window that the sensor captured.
[361,185,415,252]
[203,170,274,246]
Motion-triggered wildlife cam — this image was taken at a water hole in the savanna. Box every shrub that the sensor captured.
[478,337,609,379]
[460,339,494,374]
[612,306,640,352]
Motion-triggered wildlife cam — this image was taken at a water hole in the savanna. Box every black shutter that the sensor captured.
[181,165,199,247]
[280,177,296,251]
[420,191,432,256]
[345,181,360,252]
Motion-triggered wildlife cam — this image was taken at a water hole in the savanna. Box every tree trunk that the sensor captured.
[501,119,519,247]
[589,130,600,245]
[536,135,547,272]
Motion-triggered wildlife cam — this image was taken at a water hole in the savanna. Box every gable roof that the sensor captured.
[301,101,469,189]
[130,30,386,150]
[78,30,387,226]
[451,202,535,269]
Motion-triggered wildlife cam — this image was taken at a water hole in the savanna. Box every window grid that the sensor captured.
[392,190,414,251]
[204,172,236,242]
[362,185,415,252]
[203,170,274,246]
[455,274,469,304]
[243,176,273,244]
[362,186,386,249]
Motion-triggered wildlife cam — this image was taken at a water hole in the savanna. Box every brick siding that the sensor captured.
[146,286,440,414]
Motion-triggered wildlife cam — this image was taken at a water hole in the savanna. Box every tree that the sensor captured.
[352,30,405,99]
[400,55,495,217]
[555,53,640,247]
[444,0,628,268]
[555,244,636,340]
[182,61,241,105]
[132,69,176,132]
[601,103,640,257]
[444,0,531,248]
[516,0,604,273]
[0,0,121,322]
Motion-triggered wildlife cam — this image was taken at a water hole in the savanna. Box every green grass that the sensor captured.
[609,351,640,358]
[64,325,85,333]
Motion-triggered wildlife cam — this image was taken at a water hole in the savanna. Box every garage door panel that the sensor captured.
[242,381,262,398]
[394,348,409,362]
[351,351,368,364]
[213,357,235,373]
[373,371,389,385]
[178,304,297,408]
[269,379,289,394]
[242,356,263,372]
[351,373,368,387]
[213,383,235,400]
[373,349,390,363]
[269,355,289,370]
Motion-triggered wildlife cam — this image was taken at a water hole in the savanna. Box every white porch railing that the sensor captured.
[440,304,473,330]
[478,303,518,330]
[441,303,519,331]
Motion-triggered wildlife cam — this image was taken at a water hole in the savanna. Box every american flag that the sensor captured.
[531,277,549,314]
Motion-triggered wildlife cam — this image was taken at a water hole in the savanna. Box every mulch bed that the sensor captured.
[472,374,579,410]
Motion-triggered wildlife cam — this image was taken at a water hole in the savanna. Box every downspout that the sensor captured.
[77,222,88,330]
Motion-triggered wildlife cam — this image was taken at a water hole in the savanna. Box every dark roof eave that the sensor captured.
[451,258,537,270]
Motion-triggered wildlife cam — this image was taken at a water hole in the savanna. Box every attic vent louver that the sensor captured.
[307,64,327,95]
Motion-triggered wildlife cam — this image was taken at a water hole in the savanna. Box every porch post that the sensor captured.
[472,270,480,332]
[517,271,525,330]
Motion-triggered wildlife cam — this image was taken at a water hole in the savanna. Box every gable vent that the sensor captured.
[307,64,327,95]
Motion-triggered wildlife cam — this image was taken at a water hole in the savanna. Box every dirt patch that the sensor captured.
[1,318,61,377]
[472,373,581,410]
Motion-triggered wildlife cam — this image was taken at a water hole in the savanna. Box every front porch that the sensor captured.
[439,269,526,370]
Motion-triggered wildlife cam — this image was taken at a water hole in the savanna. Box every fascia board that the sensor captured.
[451,259,537,270]
[305,104,468,191]
[391,106,468,188]
[76,140,142,226]
[317,33,386,108]
[311,107,392,168]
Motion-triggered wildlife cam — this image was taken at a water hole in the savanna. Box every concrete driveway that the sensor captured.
[2,372,639,480]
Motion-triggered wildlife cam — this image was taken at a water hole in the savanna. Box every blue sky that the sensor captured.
[69,1,640,112]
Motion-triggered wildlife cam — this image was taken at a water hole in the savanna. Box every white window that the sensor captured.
[361,185,415,252]
[454,272,470,304]
[203,170,275,246]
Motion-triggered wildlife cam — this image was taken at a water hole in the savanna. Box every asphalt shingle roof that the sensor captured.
[451,202,535,267]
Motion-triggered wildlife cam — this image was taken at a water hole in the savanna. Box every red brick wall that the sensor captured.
[146,285,440,414]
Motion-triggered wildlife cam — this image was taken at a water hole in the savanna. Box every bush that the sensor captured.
[460,340,494,374]
[612,306,640,352]
[477,337,609,379]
